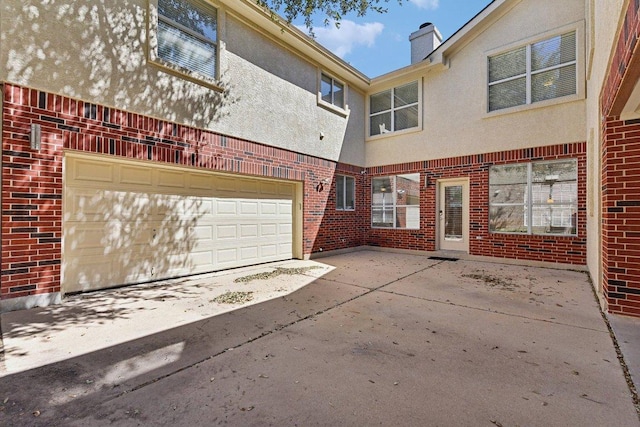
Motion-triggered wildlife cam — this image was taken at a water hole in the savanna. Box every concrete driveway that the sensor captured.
[0,250,638,426]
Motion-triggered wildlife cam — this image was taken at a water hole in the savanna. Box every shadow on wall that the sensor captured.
[2,0,236,128]
[63,188,208,294]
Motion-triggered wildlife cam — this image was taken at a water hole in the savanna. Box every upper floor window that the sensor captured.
[336,175,355,210]
[489,159,577,235]
[320,73,345,109]
[157,0,218,80]
[372,173,420,229]
[488,31,576,112]
[369,81,419,136]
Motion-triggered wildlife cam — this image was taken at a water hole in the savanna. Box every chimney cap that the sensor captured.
[419,22,433,29]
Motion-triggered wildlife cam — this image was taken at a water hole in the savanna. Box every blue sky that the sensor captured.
[295,0,493,78]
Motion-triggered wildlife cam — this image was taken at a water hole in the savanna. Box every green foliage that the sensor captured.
[255,0,403,30]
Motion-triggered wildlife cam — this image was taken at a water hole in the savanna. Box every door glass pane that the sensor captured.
[444,185,463,240]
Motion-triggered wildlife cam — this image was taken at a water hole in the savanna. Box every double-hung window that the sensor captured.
[156,0,218,81]
[370,81,419,136]
[489,160,577,235]
[336,175,355,210]
[372,173,420,229]
[488,31,576,112]
[320,73,345,110]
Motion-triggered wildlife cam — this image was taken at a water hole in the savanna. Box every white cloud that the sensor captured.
[300,20,385,59]
[409,0,440,9]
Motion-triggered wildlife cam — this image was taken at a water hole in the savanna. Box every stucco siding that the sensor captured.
[365,0,586,167]
[585,0,626,301]
[0,0,365,165]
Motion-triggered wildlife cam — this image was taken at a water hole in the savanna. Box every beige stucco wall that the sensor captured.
[0,0,365,165]
[365,0,587,167]
[584,0,626,300]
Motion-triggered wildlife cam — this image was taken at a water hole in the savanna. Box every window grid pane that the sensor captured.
[370,90,392,114]
[369,82,419,135]
[490,160,577,235]
[321,74,333,104]
[531,65,576,103]
[157,0,217,80]
[489,46,526,82]
[158,20,217,79]
[372,174,419,229]
[336,175,345,210]
[489,77,527,111]
[531,32,576,71]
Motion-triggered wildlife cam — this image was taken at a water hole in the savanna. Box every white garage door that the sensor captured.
[63,154,297,293]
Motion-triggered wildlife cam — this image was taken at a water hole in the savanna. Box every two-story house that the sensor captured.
[1,0,639,318]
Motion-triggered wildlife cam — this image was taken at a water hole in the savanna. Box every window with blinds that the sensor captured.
[489,159,578,235]
[157,0,218,80]
[488,32,576,112]
[371,173,420,229]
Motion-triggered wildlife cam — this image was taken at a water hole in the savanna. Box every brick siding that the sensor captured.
[1,82,587,305]
[366,144,587,265]
[1,83,363,301]
[600,0,640,317]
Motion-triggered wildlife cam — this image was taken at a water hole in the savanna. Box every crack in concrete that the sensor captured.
[380,288,609,334]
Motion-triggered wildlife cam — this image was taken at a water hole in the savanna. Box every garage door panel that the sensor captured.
[260,181,278,195]
[260,223,277,237]
[157,170,186,188]
[189,173,215,190]
[64,155,295,293]
[215,200,238,215]
[239,179,259,194]
[217,248,239,264]
[240,247,259,261]
[239,201,259,215]
[260,244,278,258]
[240,224,258,238]
[216,176,237,192]
[259,202,278,215]
[120,165,153,186]
[278,201,293,215]
[278,242,292,256]
[278,223,293,235]
[216,224,237,240]
[70,159,114,183]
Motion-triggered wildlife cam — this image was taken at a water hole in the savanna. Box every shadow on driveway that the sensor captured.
[0,251,638,426]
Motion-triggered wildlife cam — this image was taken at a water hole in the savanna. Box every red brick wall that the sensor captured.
[602,117,640,316]
[1,83,362,301]
[0,83,588,305]
[366,143,587,265]
[600,0,640,317]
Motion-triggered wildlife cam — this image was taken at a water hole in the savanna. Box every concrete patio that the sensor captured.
[0,250,638,426]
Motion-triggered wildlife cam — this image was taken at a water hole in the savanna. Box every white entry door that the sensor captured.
[438,179,469,252]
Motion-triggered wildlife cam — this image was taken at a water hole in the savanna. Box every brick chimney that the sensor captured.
[409,22,443,64]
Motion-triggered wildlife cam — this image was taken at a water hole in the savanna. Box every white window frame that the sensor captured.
[484,23,585,116]
[371,173,420,229]
[368,80,422,139]
[489,159,578,236]
[148,0,222,90]
[336,175,355,211]
[319,72,348,114]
